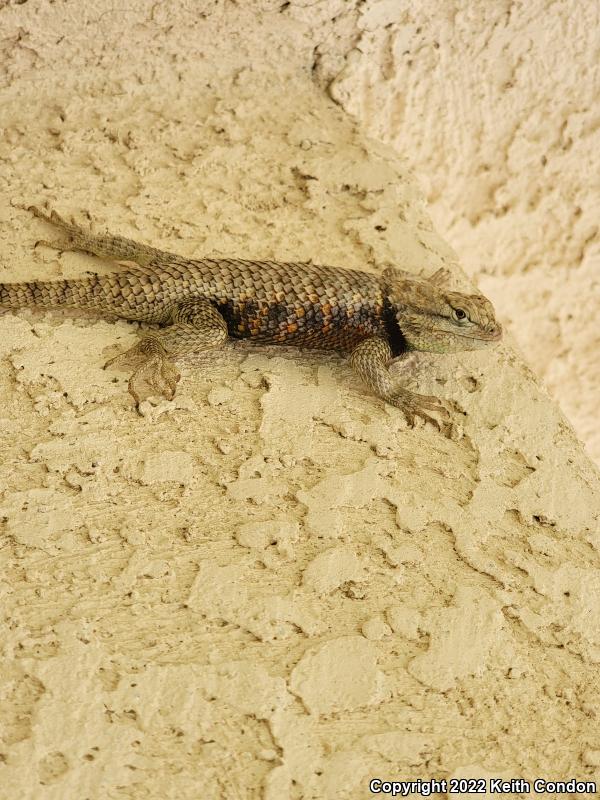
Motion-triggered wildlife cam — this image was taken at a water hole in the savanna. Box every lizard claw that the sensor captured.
[34,238,69,252]
[104,337,181,411]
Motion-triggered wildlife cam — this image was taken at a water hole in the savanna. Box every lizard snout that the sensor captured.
[486,323,502,341]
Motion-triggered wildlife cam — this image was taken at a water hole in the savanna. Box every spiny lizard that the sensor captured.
[0,206,502,429]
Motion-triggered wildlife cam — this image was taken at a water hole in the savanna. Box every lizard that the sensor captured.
[0,205,502,429]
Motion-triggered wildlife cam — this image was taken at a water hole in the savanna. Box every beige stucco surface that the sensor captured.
[322,0,600,464]
[0,2,599,799]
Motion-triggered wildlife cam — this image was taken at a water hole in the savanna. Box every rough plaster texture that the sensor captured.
[0,2,599,799]
[320,0,600,464]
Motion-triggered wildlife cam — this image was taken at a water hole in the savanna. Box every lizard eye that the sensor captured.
[452,308,468,322]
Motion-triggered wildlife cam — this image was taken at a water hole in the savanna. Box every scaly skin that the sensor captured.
[0,206,502,428]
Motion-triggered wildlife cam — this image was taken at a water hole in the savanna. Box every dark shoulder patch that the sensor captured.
[383,297,407,357]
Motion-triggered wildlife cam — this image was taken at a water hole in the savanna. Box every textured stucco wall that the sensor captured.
[321,0,600,463]
[1,2,600,799]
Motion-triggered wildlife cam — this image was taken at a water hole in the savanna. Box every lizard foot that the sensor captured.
[25,205,74,229]
[104,337,181,411]
[385,388,452,434]
[428,267,452,287]
[23,205,91,254]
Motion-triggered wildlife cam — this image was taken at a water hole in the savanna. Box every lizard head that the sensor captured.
[387,274,502,354]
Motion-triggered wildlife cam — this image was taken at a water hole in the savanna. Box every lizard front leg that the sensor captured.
[350,336,451,432]
[104,298,228,410]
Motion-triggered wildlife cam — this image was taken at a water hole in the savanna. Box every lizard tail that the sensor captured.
[0,274,163,322]
[1,278,89,309]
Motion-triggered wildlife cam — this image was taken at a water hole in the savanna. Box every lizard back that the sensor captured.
[149,255,390,352]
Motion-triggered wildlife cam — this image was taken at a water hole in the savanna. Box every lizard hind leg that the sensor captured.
[104,298,229,411]
[23,204,162,266]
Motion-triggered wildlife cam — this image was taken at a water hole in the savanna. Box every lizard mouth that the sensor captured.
[455,324,502,342]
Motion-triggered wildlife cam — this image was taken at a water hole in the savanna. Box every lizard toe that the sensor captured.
[386,389,452,432]
[34,238,71,252]
[104,336,180,408]
[26,205,57,225]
